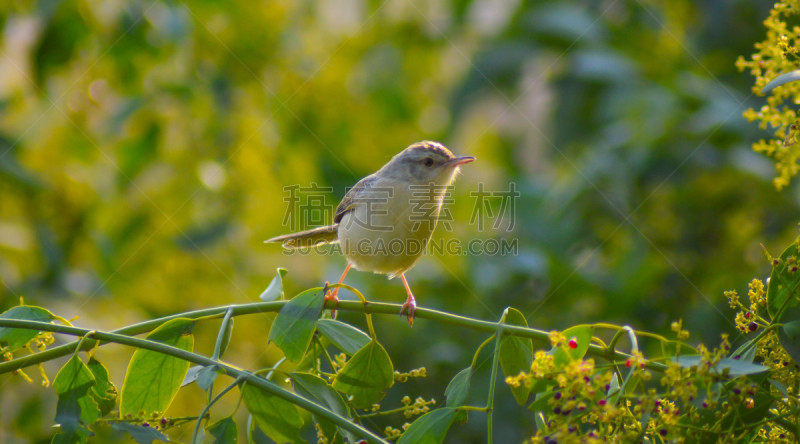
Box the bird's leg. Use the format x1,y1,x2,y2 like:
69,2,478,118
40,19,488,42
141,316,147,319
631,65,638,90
400,273,417,326
325,263,352,318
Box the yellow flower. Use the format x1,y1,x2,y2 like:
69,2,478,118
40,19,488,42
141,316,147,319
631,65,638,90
739,2,800,189
549,330,566,348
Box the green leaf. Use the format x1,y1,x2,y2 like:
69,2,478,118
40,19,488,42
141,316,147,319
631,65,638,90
550,325,594,368
214,311,234,360
249,421,272,444
528,390,555,412
295,336,330,373
607,372,621,398
761,69,800,94
110,422,169,444
291,373,350,418
397,408,457,444
207,416,238,444
197,365,219,391
53,355,100,440
779,320,800,364
444,367,472,407
769,378,789,397
332,339,394,409
268,288,325,362
730,339,758,363
0,305,56,352
675,356,769,375
767,243,800,320
182,365,203,387
241,383,304,444
86,357,118,417
260,268,288,301
291,372,353,442
316,319,370,355
120,318,195,418
498,308,533,405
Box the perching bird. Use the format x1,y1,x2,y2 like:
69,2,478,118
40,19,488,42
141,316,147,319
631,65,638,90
265,141,474,325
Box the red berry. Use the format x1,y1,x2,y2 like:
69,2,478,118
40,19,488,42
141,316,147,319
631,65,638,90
625,359,632,368
748,322,757,332
568,338,578,349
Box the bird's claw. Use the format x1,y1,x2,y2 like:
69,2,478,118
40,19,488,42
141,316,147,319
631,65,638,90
323,281,339,319
400,300,416,327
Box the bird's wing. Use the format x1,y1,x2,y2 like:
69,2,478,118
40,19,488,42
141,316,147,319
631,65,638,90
334,174,378,223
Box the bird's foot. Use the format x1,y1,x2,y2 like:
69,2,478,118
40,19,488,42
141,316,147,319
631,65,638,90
399,274,417,327
323,282,339,319
400,297,416,327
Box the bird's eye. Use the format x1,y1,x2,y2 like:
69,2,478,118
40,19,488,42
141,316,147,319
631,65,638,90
423,157,435,167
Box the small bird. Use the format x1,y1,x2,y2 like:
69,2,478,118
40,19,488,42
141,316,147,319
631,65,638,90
265,141,474,325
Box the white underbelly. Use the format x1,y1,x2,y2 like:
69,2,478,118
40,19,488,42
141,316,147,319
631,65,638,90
336,198,437,278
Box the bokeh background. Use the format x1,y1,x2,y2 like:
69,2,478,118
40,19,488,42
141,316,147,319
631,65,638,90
0,0,794,442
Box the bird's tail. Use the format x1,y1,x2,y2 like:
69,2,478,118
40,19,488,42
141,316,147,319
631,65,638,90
264,224,339,249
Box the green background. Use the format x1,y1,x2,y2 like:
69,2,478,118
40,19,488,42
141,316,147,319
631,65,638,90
0,0,792,442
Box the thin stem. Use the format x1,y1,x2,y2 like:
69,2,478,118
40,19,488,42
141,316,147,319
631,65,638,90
331,283,376,338
262,357,287,380
72,331,96,357
357,405,412,419
606,329,625,359
733,323,781,358
205,308,235,411
471,335,496,369
358,403,489,420
192,376,243,444
457,405,490,412
104,415,204,423
0,319,387,444
486,319,504,444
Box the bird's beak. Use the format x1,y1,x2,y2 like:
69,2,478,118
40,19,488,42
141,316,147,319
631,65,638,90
447,156,475,167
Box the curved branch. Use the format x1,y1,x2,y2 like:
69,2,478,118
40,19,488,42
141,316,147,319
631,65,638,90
0,319,387,444
0,298,665,375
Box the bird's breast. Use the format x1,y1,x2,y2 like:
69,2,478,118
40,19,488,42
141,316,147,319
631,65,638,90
336,182,443,277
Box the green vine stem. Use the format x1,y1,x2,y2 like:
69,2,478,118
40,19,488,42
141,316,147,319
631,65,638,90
330,283,376,338
0,318,387,444
471,334,496,369
0,299,666,376
192,376,243,444
486,316,504,444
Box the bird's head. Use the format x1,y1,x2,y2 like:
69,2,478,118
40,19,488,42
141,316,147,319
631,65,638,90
379,141,475,186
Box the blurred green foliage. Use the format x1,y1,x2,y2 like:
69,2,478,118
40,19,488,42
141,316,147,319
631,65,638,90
0,0,794,442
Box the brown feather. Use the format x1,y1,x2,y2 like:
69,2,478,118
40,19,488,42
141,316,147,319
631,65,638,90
264,224,339,249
